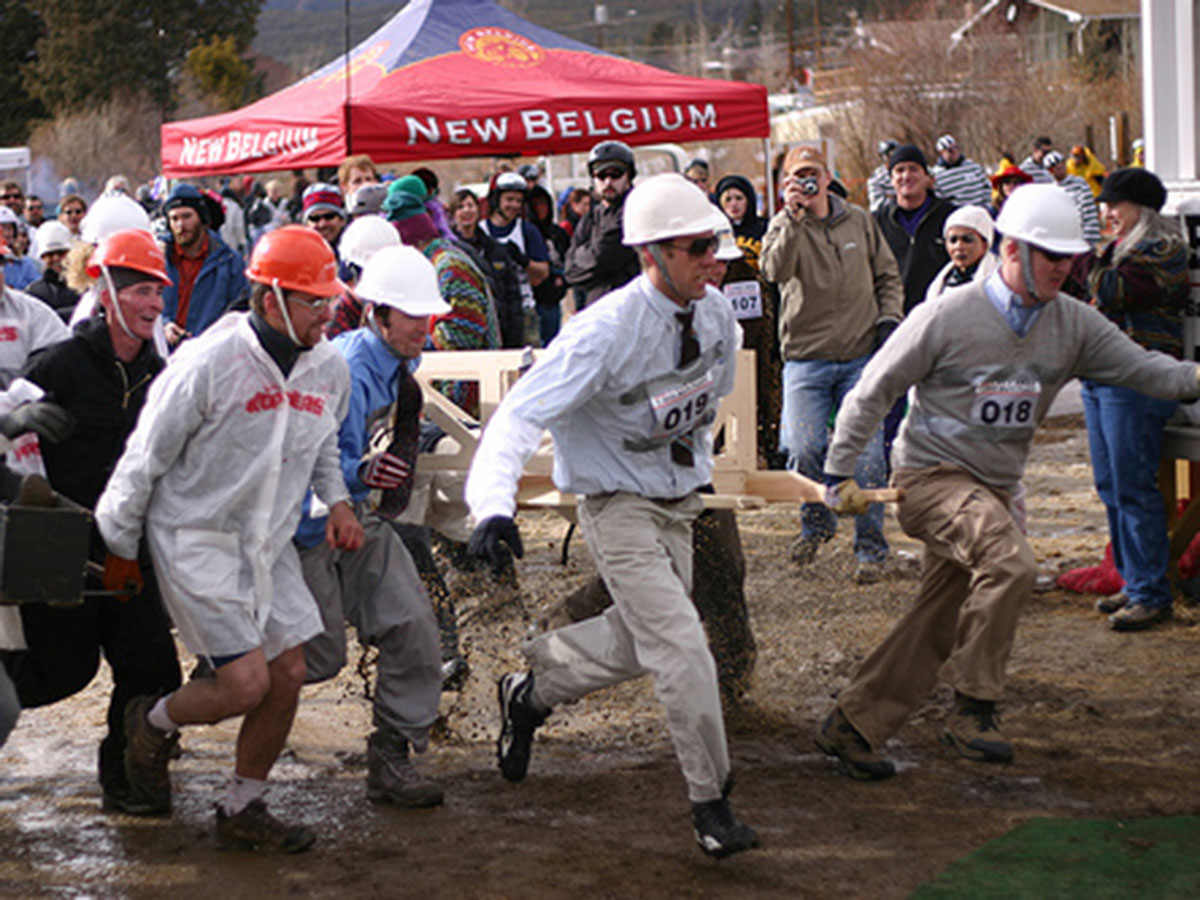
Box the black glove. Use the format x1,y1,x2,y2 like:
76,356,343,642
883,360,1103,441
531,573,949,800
0,401,75,443
467,515,524,575
873,320,899,351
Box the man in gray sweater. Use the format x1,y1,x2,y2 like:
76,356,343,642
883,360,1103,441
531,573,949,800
813,184,1200,780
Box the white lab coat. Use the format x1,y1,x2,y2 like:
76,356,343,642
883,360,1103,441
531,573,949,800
96,313,351,658
0,286,69,388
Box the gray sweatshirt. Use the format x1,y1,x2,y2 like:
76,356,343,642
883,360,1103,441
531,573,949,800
827,277,1199,491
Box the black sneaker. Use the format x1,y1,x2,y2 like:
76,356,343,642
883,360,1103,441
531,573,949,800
102,783,168,817
691,797,759,860
216,799,316,853
942,694,1013,763
814,707,896,780
497,671,547,783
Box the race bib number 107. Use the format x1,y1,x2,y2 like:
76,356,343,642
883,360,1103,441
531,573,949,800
725,281,762,320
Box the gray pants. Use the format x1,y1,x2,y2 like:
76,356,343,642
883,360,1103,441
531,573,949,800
300,517,441,751
525,491,730,803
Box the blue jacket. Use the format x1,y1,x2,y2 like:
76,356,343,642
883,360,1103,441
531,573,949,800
294,327,415,549
4,257,41,291
163,228,247,336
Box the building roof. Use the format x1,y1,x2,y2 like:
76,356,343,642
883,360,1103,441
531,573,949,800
951,0,1138,48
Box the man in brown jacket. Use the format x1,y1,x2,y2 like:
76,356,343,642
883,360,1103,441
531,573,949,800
762,145,903,583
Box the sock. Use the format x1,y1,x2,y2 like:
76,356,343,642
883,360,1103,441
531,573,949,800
220,774,268,816
147,695,179,733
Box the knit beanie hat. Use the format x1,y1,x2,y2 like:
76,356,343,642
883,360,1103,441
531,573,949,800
384,185,439,245
888,143,929,172
1097,168,1167,212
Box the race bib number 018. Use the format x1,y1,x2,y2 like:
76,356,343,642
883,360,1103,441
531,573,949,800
725,281,762,320
969,379,1041,428
649,370,716,441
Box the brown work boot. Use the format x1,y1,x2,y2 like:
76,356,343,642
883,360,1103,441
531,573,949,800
216,798,316,853
1109,603,1172,632
367,728,444,808
122,695,177,814
814,707,895,781
942,693,1014,763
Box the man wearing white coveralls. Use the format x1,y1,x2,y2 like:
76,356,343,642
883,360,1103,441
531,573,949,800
465,173,759,861
96,226,363,853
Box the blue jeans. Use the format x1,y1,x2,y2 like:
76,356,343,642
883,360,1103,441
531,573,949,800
1081,380,1176,609
782,356,888,563
537,303,561,346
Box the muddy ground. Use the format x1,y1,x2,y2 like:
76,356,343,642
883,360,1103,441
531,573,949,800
3,413,1199,898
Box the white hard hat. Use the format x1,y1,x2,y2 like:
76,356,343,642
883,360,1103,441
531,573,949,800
994,184,1089,254
80,194,152,244
36,220,74,255
339,214,400,270
622,173,729,246
714,214,741,261
943,205,995,248
356,245,450,317
0,207,18,226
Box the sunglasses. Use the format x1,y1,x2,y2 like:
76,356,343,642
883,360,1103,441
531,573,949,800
594,168,627,182
62,208,84,216
1035,247,1073,263
946,233,978,245
665,236,720,257
1,193,21,201
308,212,343,223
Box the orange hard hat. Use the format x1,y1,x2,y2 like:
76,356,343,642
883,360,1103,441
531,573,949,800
87,228,172,284
245,225,343,297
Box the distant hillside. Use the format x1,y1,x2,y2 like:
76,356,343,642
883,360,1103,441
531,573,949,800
252,0,888,76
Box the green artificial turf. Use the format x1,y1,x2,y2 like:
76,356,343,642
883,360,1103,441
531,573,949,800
913,816,1200,898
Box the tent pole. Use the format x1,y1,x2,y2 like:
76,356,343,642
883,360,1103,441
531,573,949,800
344,0,352,154
764,136,775,218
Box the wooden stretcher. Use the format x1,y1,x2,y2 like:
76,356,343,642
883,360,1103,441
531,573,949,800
412,349,903,518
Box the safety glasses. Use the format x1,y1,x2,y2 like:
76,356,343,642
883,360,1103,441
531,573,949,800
288,294,336,311
1034,247,1073,263
665,236,720,257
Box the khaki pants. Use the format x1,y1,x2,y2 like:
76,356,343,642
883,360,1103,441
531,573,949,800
839,464,1036,748
524,491,730,803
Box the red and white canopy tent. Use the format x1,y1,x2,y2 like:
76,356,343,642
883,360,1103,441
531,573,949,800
161,0,769,178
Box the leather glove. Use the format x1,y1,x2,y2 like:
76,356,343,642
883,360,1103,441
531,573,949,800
824,479,872,517
358,452,411,490
102,553,144,600
467,515,524,575
873,320,899,352
0,401,75,443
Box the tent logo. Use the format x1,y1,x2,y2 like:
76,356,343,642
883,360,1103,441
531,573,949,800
459,28,545,68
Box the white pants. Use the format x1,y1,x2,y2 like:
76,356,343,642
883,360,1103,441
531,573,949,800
524,491,730,803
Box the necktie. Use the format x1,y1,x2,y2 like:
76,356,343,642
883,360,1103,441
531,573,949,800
671,309,699,467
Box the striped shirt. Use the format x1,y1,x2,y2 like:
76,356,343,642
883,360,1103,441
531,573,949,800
1054,174,1101,246
867,165,894,212
1018,155,1054,185
932,157,992,207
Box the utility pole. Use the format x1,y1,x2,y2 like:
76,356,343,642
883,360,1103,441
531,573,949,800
786,0,795,87
813,0,822,72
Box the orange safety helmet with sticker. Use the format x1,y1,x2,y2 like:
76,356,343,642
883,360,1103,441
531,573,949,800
87,229,172,284
245,225,343,297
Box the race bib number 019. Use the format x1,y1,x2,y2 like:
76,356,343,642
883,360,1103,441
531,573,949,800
969,379,1041,428
725,281,762,320
649,370,716,441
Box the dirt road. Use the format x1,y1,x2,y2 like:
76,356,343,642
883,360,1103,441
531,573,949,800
3,415,1198,898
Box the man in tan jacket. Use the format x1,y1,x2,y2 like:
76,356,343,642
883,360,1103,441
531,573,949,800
762,145,903,583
